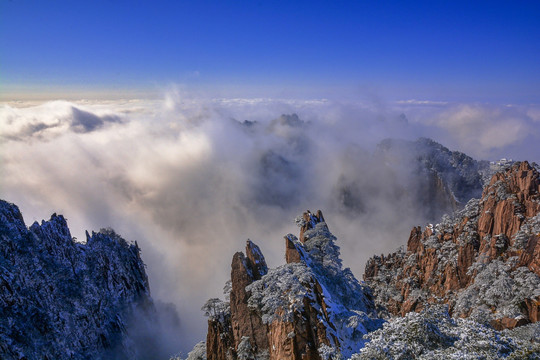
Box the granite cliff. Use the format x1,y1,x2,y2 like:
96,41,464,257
364,161,540,329
203,211,382,360
2,155,539,360
0,200,160,359
374,137,489,220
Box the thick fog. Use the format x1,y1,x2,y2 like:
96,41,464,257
1,91,539,353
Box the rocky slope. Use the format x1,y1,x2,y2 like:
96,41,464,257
333,137,493,233
203,211,382,360
374,137,489,220
0,200,156,359
353,305,539,360
364,161,540,329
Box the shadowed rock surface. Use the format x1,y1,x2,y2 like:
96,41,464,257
0,200,156,360
372,138,489,221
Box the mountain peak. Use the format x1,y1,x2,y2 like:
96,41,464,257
296,209,326,243
484,160,539,199
205,211,381,360
0,199,155,359
245,240,268,280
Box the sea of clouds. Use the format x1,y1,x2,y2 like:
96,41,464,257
1,88,539,353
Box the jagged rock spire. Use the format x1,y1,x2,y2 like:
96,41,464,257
285,234,302,264
0,199,153,359
206,212,381,360
245,240,268,280
478,161,540,250
212,240,270,360
286,210,328,264
298,210,326,243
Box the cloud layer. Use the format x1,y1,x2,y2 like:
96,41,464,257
1,93,539,353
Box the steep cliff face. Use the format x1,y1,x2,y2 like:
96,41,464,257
204,211,382,360
373,137,488,221
0,200,154,359
364,161,540,329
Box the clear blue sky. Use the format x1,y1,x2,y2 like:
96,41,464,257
1,0,539,102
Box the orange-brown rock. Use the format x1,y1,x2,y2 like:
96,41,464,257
230,246,269,353
364,161,540,329
206,316,234,360
206,235,339,360
406,226,422,253
206,241,270,360
285,235,302,264
267,296,331,360
206,210,380,359
299,210,325,243
288,210,328,263
490,317,530,331
478,161,540,251
245,240,268,280
524,298,540,323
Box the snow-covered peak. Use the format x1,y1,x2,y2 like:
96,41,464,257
0,199,156,359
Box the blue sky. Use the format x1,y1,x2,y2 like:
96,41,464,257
1,0,539,102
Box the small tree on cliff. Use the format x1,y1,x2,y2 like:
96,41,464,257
201,298,230,323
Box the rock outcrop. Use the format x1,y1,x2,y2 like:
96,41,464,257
364,161,540,329
0,200,155,359
373,137,489,221
204,211,382,360
205,241,268,360
229,242,270,355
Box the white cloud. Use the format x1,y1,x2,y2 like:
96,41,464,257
526,105,540,123
0,100,124,141
395,99,449,106
393,101,540,160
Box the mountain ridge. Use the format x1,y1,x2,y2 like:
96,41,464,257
195,160,540,359
364,161,540,330
0,200,165,359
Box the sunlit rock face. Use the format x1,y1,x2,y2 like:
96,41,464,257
0,200,154,360
364,161,540,329
204,211,382,360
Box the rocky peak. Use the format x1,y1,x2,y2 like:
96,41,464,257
204,211,381,360
297,210,326,243
0,200,28,239
0,199,155,359
286,210,323,264
285,234,302,264
488,161,540,197
364,161,540,329
478,161,540,252
371,138,489,222
206,241,270,360
245,240,268,280
230,247,269,354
